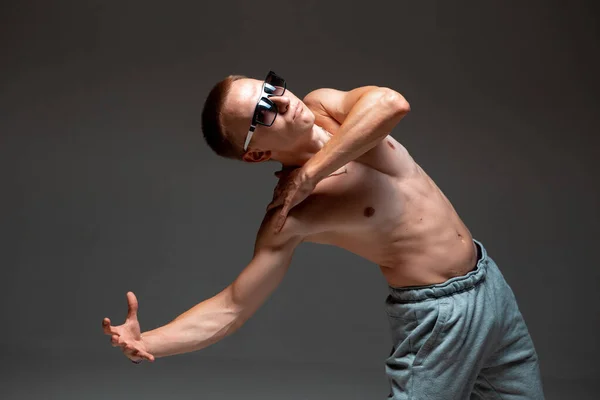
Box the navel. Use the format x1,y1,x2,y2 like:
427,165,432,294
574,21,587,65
387,140,395,149
364,207,375,217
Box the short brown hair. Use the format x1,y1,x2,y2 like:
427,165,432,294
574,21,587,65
201,74,248,161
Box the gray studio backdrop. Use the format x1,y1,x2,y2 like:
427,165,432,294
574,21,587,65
1,1,598,399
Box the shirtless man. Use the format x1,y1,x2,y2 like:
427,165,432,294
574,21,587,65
102,71,545,399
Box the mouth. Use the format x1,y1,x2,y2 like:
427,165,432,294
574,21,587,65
293,102,302,120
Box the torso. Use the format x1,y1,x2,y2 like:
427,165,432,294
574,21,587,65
289,132,477,288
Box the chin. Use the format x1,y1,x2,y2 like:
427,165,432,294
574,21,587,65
302,108,316,126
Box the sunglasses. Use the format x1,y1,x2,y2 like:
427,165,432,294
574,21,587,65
243,70,287,151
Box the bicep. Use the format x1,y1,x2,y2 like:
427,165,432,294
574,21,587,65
303,86,413,179
229,209,303,318
229,244,295,317
303,86,380,125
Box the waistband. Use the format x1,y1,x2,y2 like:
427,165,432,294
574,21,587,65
387,239,488,303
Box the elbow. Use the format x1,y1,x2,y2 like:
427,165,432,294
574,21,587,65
377,88,411,115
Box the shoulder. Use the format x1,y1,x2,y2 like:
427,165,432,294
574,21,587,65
303,87,416,180
253,206,306,254
255,167,360,250
271,164,378,240
303,86,381,122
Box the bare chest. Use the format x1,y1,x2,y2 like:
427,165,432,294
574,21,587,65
300,160,407,260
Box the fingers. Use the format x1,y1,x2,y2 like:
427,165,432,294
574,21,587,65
126,291,138,321
267,188,286,211
271,195,291,233
103,291,139,335
102,318,119,336
267,185,292,213
275,211,287,233
135,349,155,362
104,307,155,363
123,343,155,362
113,338,155,362
266,200,281,212
275,197,294,232
267,198,288,231
123,344,138,357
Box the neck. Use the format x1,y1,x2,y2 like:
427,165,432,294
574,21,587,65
271,125,332,168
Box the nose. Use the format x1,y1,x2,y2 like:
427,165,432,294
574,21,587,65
270,96,290,113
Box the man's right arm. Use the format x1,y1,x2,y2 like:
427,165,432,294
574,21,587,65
139,207,305,359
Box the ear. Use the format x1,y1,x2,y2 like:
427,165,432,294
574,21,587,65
242,150,272,163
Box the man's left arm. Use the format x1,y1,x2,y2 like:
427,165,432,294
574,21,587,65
302,86,410,183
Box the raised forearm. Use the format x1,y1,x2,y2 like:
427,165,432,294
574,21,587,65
304,88,410,182
140,288,241,358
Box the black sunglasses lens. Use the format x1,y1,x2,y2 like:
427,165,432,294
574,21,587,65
256,98,277,125
265,72,285,96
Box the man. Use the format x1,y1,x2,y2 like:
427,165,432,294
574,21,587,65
102,71,545,399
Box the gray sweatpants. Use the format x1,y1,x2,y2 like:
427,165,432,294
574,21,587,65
384,240,544,399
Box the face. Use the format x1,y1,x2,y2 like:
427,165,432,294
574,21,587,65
222,77,315,162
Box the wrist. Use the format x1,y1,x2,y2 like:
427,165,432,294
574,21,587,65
140,330,161,358
302,159,322,186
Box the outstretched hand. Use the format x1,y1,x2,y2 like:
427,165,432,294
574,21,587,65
102,291,155,363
